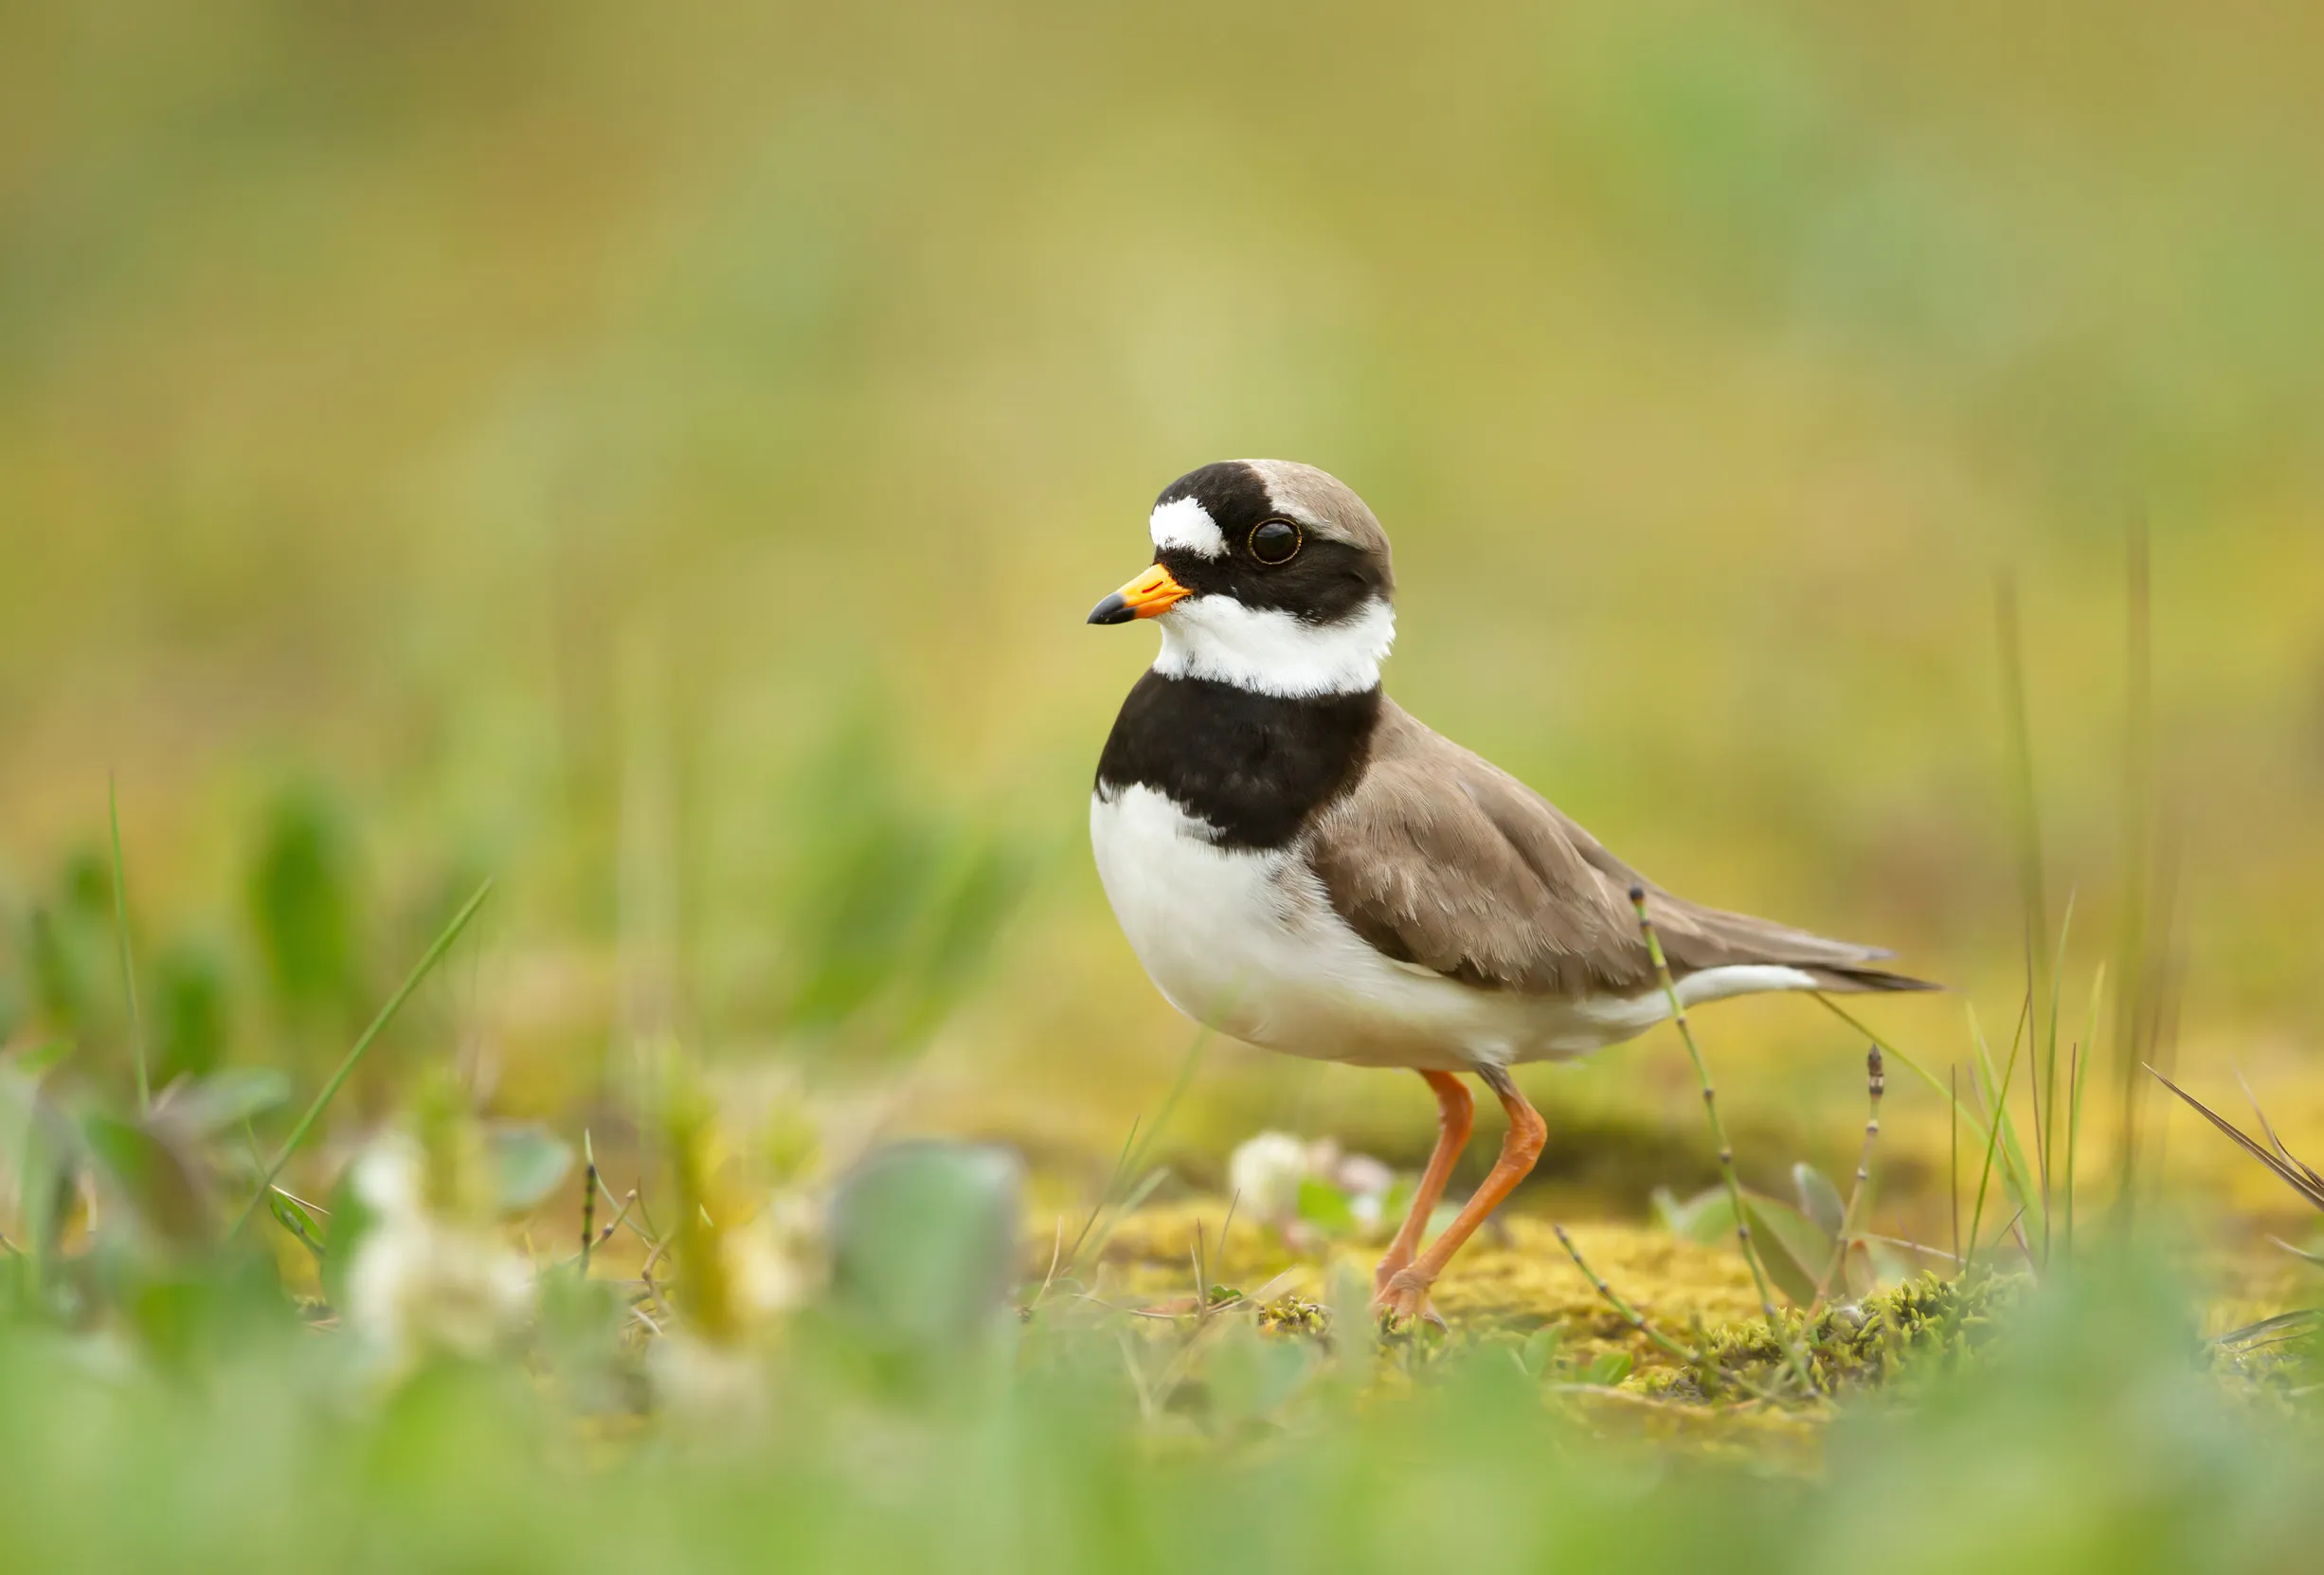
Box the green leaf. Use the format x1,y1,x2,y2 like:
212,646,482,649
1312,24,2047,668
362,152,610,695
1652,1184,1735,1246
1842,1239,1882,1299
246,783,362,1018
1519,1326,1564,1379
14,1103,75,1265
490,1124,575,1214
6,1041,72,1079
81,1113,209,1246
266,1189,328,1261
1740,1192,1828,1307
28,892,106,1039
828,1142,1025,1352
1584,1349,1633,1386
1793,1162,1846,1239
166,1068,292,1136
153,941,231,1086
1294,1177,1358,1237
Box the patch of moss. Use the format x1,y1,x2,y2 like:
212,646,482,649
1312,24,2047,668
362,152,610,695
1638,1271,2024,1401
1077,1204,1760,1377
1067,1202,2029,1409
1254,1293,1329,1338
1084,1203,1306,1301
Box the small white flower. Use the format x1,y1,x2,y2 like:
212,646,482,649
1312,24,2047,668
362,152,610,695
726,1191,821,1323
1228,1131,1310,1219
342,1136,534,1380
1334,1152,1396,1202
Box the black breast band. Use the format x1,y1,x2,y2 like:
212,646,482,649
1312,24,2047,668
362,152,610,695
1094,671,1379,850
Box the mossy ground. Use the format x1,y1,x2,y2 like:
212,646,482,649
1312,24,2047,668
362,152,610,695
1068,1201,2023,1430
1092,1203,1760,1357
1057,1197,2319,1465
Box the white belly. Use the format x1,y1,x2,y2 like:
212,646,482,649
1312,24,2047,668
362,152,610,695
1089,785,1694,1070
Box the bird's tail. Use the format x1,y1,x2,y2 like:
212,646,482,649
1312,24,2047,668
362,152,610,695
1654,896,1940,995
1793,963,1940,994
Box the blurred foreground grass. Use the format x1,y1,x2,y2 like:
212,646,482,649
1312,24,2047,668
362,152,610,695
6,971,2324,1573
6,1250,2315,1574
6,795,2324,1572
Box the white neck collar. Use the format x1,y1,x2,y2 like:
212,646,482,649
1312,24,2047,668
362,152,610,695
1150,595,1395,697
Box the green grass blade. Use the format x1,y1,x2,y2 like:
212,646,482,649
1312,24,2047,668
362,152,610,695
1968,1000,2045,1249
2112,524,2155,1206
107,776,151,1112
2036,891,2077,1259
229,879,495,1235
1963,1004,2030,1277
2063,963,2104,1260
1062,1022,1214,1283
1994,577,2051,1200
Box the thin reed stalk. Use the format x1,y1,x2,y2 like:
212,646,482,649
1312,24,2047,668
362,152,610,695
1552,1224,1778,1403
580,1161,599,1276
1630,888,1816,1395
1817,1046,1883,1303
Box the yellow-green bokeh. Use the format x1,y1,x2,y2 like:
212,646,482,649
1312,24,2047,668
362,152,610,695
6,0,2322,1206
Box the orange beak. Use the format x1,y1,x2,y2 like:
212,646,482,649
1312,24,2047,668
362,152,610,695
1087,563,1192,625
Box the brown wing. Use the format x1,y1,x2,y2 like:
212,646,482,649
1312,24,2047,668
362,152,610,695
1304,700,1932,998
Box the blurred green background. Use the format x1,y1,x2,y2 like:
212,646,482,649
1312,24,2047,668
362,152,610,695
6,0,2323,1207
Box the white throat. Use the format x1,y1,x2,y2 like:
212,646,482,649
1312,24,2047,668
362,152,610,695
1152,595,1395,697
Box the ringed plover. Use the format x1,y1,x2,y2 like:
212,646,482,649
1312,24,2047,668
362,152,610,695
1088,461,1933,1324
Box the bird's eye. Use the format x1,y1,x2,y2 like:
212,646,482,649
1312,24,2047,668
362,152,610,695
1248,519,1302,565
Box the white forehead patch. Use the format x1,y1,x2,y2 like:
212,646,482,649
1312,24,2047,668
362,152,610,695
1149,496,1227,558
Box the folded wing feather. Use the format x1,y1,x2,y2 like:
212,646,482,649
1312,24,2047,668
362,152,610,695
1304,700,1935,998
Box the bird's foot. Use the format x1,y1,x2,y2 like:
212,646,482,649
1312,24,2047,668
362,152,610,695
1372,1267,1445,1333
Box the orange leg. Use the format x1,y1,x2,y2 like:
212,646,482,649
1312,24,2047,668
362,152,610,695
1378,1065,1546,1327
1372,1070,1475,1303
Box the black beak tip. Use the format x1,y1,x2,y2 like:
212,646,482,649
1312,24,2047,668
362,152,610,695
1087,593,1132,625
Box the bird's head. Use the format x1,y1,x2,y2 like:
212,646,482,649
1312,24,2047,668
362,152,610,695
1088,460,1396,697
